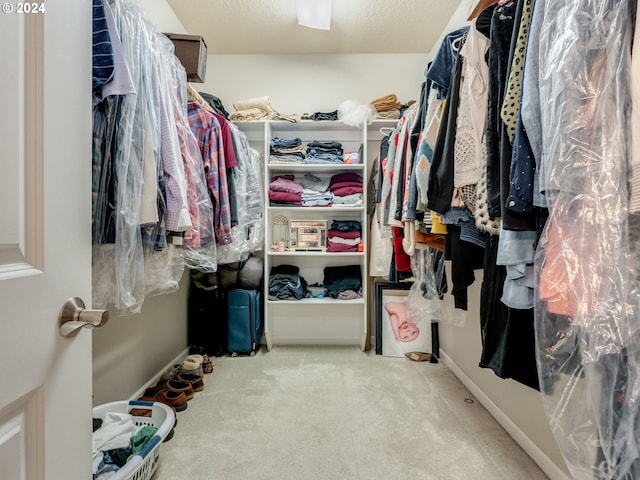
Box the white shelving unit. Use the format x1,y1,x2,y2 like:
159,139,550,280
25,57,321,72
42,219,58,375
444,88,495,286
235,120,370,350
233,118,402,352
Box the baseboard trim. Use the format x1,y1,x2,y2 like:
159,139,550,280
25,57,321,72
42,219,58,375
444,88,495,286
129,347,191,401
439,350,570,480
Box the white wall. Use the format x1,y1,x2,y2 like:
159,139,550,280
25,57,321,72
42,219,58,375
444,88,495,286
135,0,187,34
92,0,190,406
198,53,429,116
92,273,189,405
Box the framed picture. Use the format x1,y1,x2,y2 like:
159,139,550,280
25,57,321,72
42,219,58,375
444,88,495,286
375,281,439,358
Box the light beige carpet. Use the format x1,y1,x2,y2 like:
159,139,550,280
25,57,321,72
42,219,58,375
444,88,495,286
153,346,549,480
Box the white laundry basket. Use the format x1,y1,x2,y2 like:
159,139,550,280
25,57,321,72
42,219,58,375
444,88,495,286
93,400,175,480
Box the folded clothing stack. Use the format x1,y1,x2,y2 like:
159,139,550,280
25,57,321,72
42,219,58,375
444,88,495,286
300,173,332,207
268,264,308,300
269,175,303,206
305,140,344,165
229,96,300,122
309,110,338,121
327,220,361,252
370,93,403,119
329,172,363,206
323,264,362,299
270,137,306,164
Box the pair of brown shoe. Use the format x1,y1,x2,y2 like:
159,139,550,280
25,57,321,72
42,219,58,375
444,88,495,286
139,378,193,412
177,372,204,392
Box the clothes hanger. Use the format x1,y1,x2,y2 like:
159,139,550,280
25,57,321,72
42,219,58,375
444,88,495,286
379,127,395,135
467,0,499,20
187,83,215,113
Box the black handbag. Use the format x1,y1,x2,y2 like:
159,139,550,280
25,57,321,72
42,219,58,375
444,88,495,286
238,255,264,290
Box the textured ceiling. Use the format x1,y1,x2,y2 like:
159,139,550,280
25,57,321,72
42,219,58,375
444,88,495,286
166,0,463,54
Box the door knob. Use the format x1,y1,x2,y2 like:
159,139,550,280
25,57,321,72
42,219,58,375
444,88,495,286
58,297,109,337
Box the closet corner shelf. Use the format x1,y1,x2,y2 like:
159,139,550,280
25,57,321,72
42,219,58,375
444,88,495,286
267,206,364,212
233,120,368,351
269,119,362,132
267,298,365,305
267,163,365,173
230,120,265,132
267,251,364,257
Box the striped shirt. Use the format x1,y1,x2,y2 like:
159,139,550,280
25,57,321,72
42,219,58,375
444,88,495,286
92,0,114,89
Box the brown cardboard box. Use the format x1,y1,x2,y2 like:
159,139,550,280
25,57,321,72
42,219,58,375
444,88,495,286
164,33,207,83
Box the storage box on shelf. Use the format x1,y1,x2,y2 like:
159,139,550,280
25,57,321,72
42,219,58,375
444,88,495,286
163,33,207,83
233,120,372,351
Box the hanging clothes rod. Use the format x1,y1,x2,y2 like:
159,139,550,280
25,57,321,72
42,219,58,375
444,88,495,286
467,0,499,20
187,84,215,113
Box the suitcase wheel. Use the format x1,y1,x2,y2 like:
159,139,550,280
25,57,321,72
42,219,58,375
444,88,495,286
249,351,256,357
231,352,238,357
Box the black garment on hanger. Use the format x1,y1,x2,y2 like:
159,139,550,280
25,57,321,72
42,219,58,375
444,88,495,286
444,225,484,310
375,135,390,204
198,92,230,119
500,0,536,231
479,234,540,390
485,1,517,221
427,32,467,215
411,81,428,153
476,3,495,37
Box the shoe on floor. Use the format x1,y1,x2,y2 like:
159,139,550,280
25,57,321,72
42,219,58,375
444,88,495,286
139,389,188,412
405,352,433,362
144,379,195,401
189,345,207,356
202,354,214,374
166,379,195,400
177,372,205,392
183,354,202,370
183,355,204,376
161,364,182,381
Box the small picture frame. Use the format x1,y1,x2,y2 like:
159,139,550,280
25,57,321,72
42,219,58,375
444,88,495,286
289,220,327,251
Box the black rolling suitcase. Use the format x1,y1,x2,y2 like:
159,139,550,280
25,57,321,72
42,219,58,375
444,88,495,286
188,272,228,357
227,289,262,356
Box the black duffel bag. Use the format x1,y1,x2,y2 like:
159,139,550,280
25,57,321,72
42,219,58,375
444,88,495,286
217,255,263,291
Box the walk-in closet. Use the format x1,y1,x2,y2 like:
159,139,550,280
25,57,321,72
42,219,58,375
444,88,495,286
5,0,640,478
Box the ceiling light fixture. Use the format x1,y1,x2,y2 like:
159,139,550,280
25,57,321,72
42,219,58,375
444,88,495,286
296,0,332,30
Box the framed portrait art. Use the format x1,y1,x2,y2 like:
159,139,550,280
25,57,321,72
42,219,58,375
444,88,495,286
375,281,439,358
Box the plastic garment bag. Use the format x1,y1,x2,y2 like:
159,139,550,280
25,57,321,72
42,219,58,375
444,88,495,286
165,46,217,273
369,209,394,277
93,0,196,313
93,0,153,314
407,246,445,329
229,124,264,253
533,0,640,477
215,126,265,265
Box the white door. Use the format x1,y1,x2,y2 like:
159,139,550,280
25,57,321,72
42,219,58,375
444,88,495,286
0,2,93,479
